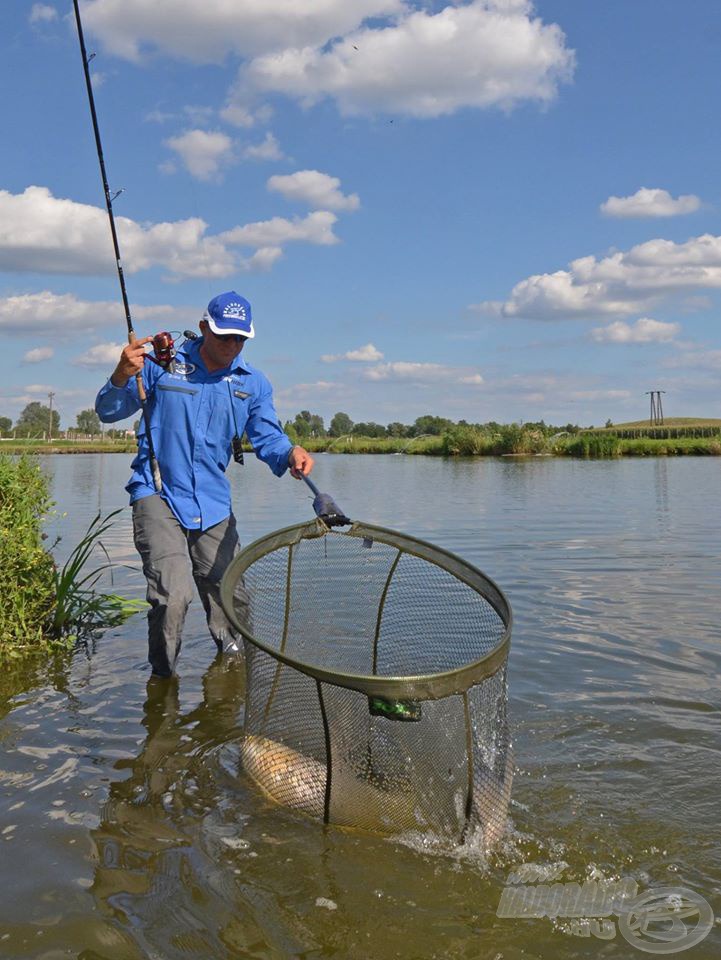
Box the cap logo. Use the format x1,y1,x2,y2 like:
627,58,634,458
223,301,246,321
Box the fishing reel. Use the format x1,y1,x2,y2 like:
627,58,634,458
146,331,178,373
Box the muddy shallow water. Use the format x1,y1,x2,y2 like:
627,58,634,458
0,453,719,959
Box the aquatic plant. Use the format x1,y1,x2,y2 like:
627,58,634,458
565,434,622,458
48,509,146,644
0,456,143,657
442,426,495,456
442,425,549,456
0,456,56,652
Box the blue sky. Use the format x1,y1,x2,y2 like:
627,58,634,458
2,0,720,429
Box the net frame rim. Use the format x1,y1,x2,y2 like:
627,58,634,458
220,518,512,700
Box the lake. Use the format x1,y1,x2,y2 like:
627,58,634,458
1,453,719,959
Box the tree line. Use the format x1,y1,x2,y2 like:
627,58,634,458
1,402,584,442
0,403,127,439
284,411,582,441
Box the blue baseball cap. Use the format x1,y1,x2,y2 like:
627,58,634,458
204,291,255,339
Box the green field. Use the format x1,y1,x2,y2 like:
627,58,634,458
587,417,721,442
600,417,721,430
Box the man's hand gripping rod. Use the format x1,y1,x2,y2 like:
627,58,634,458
301,475,351,527
73,0,161,492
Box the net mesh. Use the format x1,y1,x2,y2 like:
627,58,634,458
220,520,512,846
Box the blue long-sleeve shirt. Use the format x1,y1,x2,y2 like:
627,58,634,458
95,338,293,530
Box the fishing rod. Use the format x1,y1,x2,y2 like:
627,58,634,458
72,0,162,492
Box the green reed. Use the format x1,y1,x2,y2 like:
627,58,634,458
564,434,622,458
442,425,550,456
0,456,143,657
48,509,145,643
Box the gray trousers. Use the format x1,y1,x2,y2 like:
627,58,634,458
132,494,247,676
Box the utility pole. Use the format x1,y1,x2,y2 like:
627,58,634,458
645,390,665,426
47,391,55,441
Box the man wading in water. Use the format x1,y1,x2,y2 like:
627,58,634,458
96,291,314,678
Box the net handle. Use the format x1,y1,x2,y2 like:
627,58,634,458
301,473,351,527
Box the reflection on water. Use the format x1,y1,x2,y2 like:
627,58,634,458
89,658,247,959
0,453,719,958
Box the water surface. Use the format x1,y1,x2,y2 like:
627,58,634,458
0,453,719,958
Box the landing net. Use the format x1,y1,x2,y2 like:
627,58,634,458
220,519,512,845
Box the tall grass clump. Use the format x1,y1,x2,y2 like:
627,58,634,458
0,456,56,651
48,510,145,643
442,425,550,456
566,434,622,458
494,425,548,455
442,426,495,456
0,456,143,658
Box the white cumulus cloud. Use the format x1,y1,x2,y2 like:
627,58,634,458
220,102,274,129
1,291,112,334
0,187,233,277
84,0,573,119
74,342,128,367
23,346,54,363
245,0,574,117
164,129,235,181
18,385,88,407
0,187,341,280
321,343,383,362
269,170,359,211
601,188,701,219
474,232,721,321
362,361,480,383
591,317,680,344
243,132,284,161
0,291,197,336
220,211,339,247
246,247,284,271
83,0,403,62
26,383,56,394
219,103,257,128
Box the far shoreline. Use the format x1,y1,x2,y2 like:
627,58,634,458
2,436,720,459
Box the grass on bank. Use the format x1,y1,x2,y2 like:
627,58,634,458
0,439,136,455
0,456,143,658
269,423,721,457
562,433,721,458
5,425,721,460
301,425,551,456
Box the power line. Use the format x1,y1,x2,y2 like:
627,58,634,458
645,390,665,426
47,391,55,441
